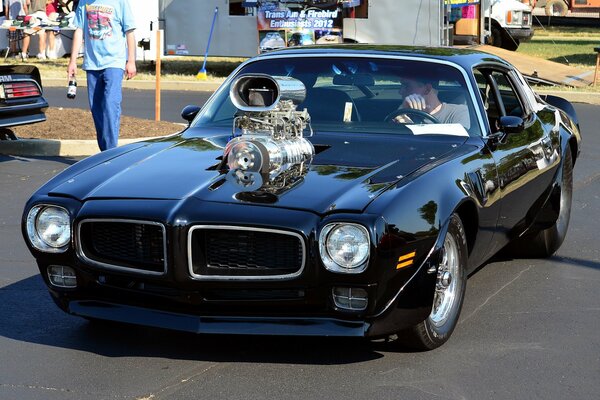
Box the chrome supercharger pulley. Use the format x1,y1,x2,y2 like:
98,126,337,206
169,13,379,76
225,73,314,186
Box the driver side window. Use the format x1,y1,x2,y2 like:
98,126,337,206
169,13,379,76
490,71,525,119
474,68,526,133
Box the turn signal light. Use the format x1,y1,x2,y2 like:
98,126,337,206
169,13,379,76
332,287,368,311
47,265,77,288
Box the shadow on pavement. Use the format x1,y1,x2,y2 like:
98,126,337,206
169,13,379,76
0,275,387,364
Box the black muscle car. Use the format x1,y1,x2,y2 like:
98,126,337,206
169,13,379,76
22,46,581,350
0,65,48,139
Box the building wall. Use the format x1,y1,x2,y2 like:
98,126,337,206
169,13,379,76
158,0,445,57
343,0,444,46
160,0,259,57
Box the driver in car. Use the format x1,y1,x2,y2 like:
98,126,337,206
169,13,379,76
393,75,470,129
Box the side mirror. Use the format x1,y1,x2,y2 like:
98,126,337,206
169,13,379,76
181,105,201,124
498,115,524,135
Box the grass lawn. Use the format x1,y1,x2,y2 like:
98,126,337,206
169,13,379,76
517,26,600,69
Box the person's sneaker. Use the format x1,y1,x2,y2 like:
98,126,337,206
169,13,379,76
36,53,46,60
46,50,58,59
20,53,28,60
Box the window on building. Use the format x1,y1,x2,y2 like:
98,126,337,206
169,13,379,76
229,0,257,16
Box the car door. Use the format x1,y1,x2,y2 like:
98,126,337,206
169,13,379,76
474,65,561,242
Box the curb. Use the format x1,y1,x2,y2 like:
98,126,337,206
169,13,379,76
0,137,154,157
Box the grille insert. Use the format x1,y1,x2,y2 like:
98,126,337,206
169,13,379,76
189,226,305,280
78,220,166,275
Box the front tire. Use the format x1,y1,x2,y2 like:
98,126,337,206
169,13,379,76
396,214,468,350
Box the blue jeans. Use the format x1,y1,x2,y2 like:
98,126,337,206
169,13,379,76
86,68,123,151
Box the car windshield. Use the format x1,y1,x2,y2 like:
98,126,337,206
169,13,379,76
193,56,482,137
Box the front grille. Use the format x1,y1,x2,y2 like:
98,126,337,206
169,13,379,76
78,220,166,274
189,226,305,279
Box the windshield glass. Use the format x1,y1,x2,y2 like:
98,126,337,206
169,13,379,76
194,56,482,137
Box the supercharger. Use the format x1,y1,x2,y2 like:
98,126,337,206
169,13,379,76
225,74,315,188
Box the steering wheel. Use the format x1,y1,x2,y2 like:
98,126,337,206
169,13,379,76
385,108,440,124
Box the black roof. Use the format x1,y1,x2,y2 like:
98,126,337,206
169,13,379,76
257,44,512,70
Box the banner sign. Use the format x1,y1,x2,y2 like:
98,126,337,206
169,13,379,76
257,1,343,53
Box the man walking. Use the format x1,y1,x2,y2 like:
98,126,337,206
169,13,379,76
67,0,136,151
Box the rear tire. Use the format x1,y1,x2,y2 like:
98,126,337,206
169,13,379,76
506,147,573,258
395,214,468,351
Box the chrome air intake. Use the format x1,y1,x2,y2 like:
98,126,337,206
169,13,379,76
226,74,314,182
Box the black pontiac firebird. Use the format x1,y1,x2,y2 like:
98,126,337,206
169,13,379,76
22,46,581,350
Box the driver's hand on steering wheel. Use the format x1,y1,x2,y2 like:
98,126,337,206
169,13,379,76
392,94,428,124
402,94,428,111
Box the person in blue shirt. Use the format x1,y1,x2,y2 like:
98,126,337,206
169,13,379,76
67,0,136,151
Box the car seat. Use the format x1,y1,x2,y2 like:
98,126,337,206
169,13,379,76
299,88,361,122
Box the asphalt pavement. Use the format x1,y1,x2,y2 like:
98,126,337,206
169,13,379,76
44,87,214,123
0,104,599,399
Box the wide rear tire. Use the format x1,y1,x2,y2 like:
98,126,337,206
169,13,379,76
530,147,573,257
395,214,468,351
505,147,573,258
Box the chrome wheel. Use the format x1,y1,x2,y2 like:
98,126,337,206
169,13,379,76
430,233,461,327
394,214,467,350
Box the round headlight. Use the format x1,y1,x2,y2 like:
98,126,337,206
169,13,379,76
319,223,370,274
26,205,71,252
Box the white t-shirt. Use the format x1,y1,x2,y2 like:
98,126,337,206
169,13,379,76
5,0,26,18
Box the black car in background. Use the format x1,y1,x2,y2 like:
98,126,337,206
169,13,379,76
22,46,581,350
0,65,48,140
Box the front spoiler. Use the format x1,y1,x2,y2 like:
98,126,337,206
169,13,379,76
69,300,370,337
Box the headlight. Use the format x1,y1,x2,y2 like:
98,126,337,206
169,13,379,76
26,205,71,252
319,223,370,274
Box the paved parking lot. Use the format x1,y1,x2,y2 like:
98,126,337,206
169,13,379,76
0,104,598,400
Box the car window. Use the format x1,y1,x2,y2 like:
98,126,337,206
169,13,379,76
513,69,543,112
194,57,483,137
490,71,526,118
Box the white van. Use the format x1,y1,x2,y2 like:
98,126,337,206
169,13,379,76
486,0,534,50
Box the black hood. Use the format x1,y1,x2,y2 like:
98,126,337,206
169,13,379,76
48,132,468,214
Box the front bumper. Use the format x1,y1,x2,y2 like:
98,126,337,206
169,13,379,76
505,27,533,41
0,97,48,129
27,198,438,338
69,300,370,336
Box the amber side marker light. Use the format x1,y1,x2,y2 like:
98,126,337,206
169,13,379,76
396,251,416,269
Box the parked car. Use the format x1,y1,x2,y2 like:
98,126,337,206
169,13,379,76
287,31,314,47
259,31,286,52
0,65,48,139
22,45,581,350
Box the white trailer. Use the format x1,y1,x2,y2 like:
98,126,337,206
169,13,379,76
157,0,447,57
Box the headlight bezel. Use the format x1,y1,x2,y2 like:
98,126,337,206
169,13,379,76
26,204,71,253
319,222,371,274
